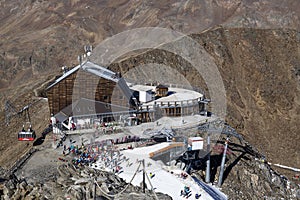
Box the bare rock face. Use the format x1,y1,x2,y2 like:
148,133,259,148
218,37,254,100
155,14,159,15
1,0,300,90
186,136,300,200
219,149,300,199
2,179,16,199
192,27,300,177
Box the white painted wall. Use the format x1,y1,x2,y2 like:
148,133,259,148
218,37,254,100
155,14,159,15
188,137,204,150
139,90,153,103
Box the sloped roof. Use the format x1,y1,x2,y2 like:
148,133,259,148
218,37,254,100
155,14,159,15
46,62,83,90
81,61,120,82
46,61,119,90
55,98,133,121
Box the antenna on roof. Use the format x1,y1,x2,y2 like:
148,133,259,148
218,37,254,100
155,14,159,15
78,55,83,66
84,45,92,57
62,66,68,74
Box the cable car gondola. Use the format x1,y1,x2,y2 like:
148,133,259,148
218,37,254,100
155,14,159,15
18,124,36,141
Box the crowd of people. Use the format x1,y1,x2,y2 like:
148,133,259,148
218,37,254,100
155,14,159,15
54,133,204,199
66,140,99,167
56,136,134,172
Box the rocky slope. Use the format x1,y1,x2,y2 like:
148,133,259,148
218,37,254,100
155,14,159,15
0,0,300,199
1,0,300,90
105,27,300,179
208,139,300,200
193,27,300,173
2,161,298,200
1,164,171,200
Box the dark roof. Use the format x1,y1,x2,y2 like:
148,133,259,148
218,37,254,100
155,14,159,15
55,98,133,121
46,63,83,90
156,84,168,89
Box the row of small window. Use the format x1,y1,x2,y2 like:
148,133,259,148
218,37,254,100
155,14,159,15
18,133,36,138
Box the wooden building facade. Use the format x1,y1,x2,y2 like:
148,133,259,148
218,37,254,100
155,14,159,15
155,84,168,97
46,61,209,125
46,61,134,117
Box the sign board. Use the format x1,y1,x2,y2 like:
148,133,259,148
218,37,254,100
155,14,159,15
188,137,204,150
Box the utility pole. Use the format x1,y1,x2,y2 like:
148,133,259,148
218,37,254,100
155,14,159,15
205,132,211,183
93,177,97,200
218,137,229,187
78,55,82,67
142,159,146,193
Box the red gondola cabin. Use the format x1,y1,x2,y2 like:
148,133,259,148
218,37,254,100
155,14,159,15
18,125,36,141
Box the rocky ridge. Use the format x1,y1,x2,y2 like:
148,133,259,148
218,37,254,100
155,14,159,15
1,164,171,200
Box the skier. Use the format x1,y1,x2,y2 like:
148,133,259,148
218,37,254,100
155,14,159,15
195,193,201,199
149,172,155,178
